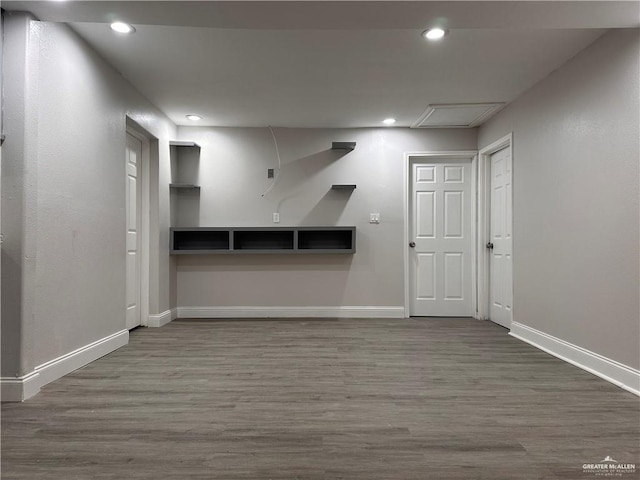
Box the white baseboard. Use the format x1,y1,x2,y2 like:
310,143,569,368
510,322,639,396
177,306,406,319
1,371,41,402
35,329,129,387
148,308,177,327
1,329,128,402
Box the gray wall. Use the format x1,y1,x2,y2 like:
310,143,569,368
175,127,477,308
479,29,640,369
2,12,39,377
0,10,3,374
1,14,176,375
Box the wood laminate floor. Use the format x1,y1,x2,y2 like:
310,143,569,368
2,318,639,479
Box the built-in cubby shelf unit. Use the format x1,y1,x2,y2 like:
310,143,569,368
171,227,356,254
170,141,201,227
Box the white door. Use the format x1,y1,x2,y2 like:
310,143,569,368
488,147,513,328
410,160,473,316
126,133,142,329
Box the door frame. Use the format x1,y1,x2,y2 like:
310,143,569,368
125,123,151,328
477,133,513,324
403,151,478,318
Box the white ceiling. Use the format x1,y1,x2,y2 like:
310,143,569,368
4,1,638,128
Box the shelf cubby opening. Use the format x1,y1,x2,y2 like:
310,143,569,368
173,230,229,251
233,230,295,251
298,230,353,250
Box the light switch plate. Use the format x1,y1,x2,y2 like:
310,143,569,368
370,213,380,224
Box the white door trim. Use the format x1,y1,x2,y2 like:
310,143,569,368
126,125,151,327
477,133,513,323
403,150,478,318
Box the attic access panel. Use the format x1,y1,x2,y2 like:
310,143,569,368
412,103,504,128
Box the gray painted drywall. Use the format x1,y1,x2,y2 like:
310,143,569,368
0,10,3,374
479,29,640,370
174,127,477,308
2,15,176,374
1,12,39,377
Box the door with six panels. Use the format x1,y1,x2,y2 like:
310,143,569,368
126,133,142,329
488,146,513,328
410,159,473,317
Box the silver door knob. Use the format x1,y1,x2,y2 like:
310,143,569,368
409,242,416,248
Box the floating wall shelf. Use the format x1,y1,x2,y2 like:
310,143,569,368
170,141,201,148
331,184,356,190
331,141,356,151
171,227,356,255
170,183,200,189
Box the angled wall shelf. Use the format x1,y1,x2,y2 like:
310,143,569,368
170,141,201,148
331,141,356,151
331,184,356,190
171,227,356,255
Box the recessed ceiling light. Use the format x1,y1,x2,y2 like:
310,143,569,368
422,28,447,41
110,22,136,34
382,118,396,125
186,115,202,121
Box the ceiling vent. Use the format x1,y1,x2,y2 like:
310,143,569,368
412,103,505,128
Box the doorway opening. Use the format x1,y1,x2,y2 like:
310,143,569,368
404,140,514,325
477,134,513,328
125,122,152,329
